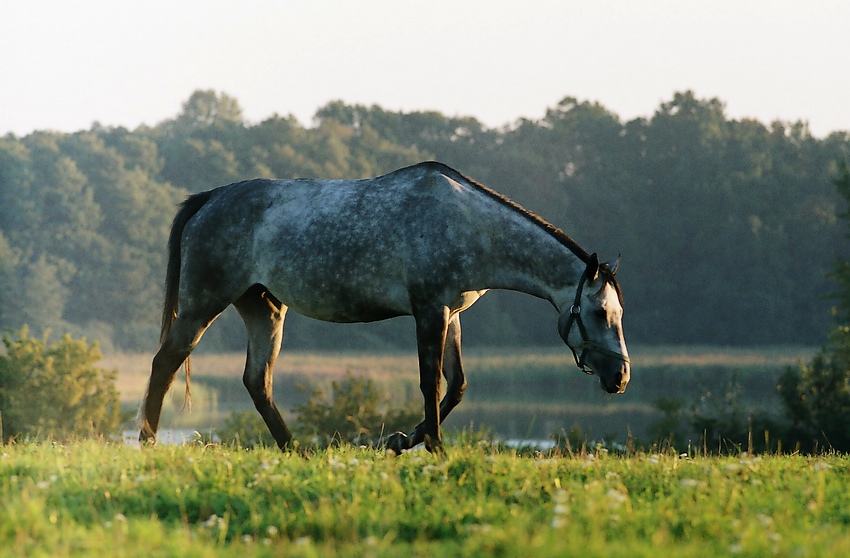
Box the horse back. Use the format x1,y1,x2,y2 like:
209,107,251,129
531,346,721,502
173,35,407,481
177,164,496,321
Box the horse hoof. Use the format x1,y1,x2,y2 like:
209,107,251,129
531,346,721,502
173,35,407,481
384,431,410,454
424,434,445,455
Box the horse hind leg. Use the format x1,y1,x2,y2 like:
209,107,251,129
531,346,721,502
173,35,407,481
139,308,221,443
235,285,292,450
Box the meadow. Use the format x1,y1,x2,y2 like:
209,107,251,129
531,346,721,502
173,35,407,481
2,440,848,557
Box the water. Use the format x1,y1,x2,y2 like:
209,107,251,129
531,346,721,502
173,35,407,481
121,428,218,447
501,438,557,450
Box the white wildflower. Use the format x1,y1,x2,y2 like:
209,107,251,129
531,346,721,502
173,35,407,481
606,489,627,506
201,514,226,530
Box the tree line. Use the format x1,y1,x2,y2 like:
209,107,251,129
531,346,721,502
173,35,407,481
1,90,848,352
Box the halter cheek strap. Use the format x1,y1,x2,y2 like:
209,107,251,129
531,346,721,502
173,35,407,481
559,268,630,375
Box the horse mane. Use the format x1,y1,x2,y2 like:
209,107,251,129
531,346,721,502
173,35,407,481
419,161,592,262
415,161,623,305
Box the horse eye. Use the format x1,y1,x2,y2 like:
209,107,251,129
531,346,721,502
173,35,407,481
594,309,607,320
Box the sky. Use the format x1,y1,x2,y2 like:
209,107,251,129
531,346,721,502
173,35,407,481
2,1,849,138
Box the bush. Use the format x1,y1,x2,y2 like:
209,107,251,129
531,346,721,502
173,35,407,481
646,377,789,455
778,337,850,453
212,374,421,450
293,373,420,447
647,397,690,451
0,326,122,442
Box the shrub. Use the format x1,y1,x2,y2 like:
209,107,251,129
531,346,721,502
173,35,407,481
647,378,788,455
212,374,421,449
778,337,850,453
647,397,690,451
0,326,122,442
293,373,420,447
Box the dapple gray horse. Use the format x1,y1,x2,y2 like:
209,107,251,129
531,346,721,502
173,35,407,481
139,162,630,453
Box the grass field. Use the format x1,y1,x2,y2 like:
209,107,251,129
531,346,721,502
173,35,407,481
1,440,847,557
104,346,815,443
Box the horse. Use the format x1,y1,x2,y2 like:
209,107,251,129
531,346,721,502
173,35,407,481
139,161,630,453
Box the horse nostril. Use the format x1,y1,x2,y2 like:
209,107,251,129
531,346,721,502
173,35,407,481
601,371,628,394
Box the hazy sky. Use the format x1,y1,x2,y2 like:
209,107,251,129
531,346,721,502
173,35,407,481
2,1,848,138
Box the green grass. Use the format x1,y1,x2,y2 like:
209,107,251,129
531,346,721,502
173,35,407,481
2,439,848,557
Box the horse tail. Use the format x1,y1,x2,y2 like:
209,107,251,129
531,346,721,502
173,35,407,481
159,189,214,410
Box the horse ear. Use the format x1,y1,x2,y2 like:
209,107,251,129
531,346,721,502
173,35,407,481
587,252,600,280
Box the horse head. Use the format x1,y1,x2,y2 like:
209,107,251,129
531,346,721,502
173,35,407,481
558,253,630,394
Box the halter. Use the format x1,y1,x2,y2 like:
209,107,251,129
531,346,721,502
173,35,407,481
560,266,631,375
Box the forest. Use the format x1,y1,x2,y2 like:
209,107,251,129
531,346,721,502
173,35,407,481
1,90,848,352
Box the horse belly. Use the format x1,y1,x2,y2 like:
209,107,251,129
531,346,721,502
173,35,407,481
251,259,412,322
266,274,412,323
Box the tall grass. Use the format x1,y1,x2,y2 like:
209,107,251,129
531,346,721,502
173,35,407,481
1,440,848,556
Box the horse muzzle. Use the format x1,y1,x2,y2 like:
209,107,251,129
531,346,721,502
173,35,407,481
599,363,630,394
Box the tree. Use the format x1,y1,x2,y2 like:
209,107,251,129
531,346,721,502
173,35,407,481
778,160,850,452
0,232,17,326
0,327,123,441
173,90,244,131
1,89,848,351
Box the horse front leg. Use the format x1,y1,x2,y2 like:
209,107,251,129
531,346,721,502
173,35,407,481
399,313,466,448
386,304,449,454
436,313,467,421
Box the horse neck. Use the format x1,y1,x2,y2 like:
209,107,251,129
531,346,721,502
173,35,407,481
478,212,586,311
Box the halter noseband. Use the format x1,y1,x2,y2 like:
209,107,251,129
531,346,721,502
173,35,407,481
561,265,631,375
